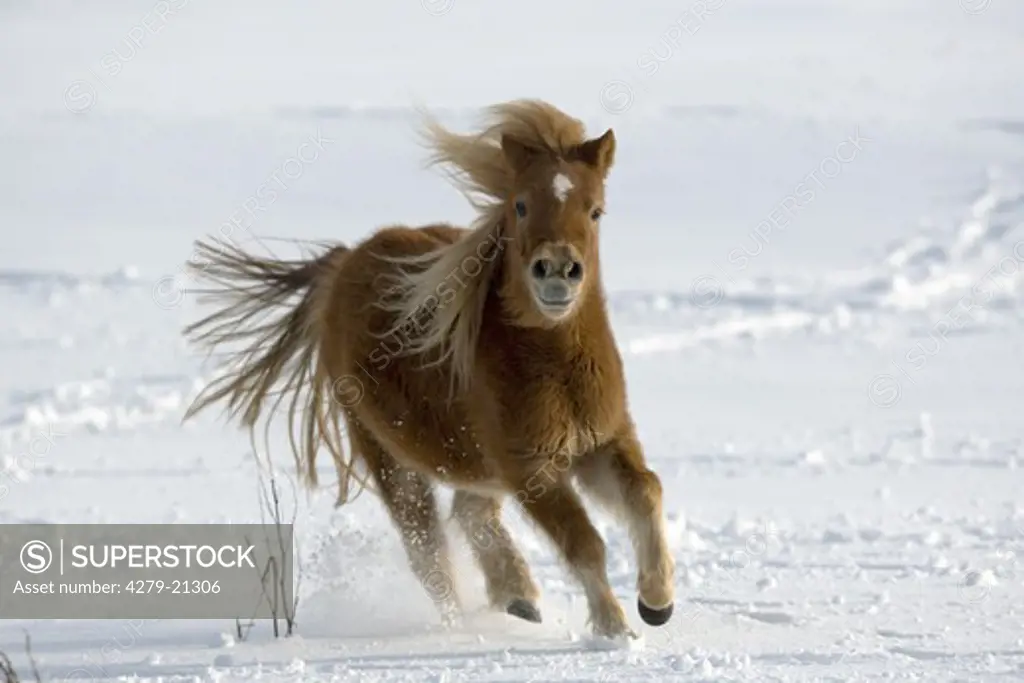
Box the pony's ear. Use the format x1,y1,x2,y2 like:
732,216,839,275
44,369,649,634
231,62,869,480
500,135,541,175
574,128,616,175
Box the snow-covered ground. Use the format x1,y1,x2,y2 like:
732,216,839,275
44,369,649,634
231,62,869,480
2,1,1024,680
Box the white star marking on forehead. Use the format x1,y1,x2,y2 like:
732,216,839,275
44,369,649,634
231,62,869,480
552,173,574,203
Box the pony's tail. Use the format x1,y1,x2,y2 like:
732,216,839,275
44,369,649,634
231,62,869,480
182,237,366,505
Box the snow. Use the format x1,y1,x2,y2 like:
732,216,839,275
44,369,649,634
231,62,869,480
2,0,1024,680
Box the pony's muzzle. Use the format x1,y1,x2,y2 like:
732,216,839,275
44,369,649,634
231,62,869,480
528,244,583,317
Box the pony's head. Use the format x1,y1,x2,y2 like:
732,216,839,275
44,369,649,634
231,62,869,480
379,100,620,391
497,129,616,326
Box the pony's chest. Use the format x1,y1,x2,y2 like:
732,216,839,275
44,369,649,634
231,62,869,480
504,360,623,458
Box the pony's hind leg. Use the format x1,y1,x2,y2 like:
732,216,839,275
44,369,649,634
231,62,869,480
349,423,460,624
515,478,633,639
574,428,675,627
451,490,541,622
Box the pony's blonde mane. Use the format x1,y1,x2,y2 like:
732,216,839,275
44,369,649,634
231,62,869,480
379,100,589,394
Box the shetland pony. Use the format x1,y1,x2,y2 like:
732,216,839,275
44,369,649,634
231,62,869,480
182,99,675,639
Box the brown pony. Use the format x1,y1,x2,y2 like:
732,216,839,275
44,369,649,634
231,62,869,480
182,99,675,639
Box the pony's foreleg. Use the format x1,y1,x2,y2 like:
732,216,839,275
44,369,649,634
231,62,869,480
514,478,633,638
353,426,460,624
574,428,675,627
451,490,541,622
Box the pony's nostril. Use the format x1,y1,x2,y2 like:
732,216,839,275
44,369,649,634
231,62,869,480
565,261,583,281
531,259,552,280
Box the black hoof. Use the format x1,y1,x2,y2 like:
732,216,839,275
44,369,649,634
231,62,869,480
638,598,673,626
506,598,542,624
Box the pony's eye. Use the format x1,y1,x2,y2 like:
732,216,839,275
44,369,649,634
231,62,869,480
590,207,604,221
515,200,527,219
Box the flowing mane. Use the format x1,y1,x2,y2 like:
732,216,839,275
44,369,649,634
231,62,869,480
376,100,590,393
